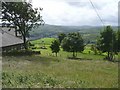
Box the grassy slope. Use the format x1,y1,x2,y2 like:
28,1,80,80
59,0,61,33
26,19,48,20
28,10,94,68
3,56,118,88
31,38,55,45
2,38,119,88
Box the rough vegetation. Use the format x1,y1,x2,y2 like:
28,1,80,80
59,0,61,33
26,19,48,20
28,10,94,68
1,2,119,88
2,38,119,88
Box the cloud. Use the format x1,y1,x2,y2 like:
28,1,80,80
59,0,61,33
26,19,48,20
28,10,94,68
32,0,119,26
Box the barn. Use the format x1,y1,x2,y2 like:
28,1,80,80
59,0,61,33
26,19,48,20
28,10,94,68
0,27,24,52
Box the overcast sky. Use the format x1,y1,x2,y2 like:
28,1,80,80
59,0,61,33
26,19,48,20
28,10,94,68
32,0,119,26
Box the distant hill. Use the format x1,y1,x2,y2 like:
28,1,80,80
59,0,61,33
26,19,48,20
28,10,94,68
29,24,118,43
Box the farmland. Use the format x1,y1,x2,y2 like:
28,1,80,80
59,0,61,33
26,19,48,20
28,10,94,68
2,38,119,88
1,1,119,89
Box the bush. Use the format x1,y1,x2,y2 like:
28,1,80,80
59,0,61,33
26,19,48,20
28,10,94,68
2,50,41,56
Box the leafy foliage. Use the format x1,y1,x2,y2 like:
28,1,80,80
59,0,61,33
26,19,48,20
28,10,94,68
2,2,44,49
61,32,84,57
90,44,98,55
58,33,66,43
116,30,120,52
96,26,117,60
50,39,60,56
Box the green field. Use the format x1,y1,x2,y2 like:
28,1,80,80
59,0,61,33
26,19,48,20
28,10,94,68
2,38,119,88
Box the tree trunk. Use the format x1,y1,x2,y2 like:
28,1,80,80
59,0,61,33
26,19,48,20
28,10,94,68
73,51,75,57
76,51,77,57
110,52,113,61
23,35,27,50
108,52,110,60
15,27,17,37
56,53,57,57
107,52,113,61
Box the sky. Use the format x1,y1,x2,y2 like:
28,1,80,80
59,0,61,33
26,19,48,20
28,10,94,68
31,0,119,26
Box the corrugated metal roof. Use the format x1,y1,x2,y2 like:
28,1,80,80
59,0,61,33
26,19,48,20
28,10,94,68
0,27,24,47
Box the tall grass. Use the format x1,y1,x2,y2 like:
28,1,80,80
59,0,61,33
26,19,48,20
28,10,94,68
2,38,119,88
2,55,118,88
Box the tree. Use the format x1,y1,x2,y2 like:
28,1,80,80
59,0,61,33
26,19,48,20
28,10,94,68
116,30,120,52
90,44,98,55
58,33,66,43
2,2,44,49
61,32,84,57
50,39,60,57
96,26,117,61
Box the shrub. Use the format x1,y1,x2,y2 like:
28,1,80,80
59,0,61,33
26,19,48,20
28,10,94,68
2,50,41,56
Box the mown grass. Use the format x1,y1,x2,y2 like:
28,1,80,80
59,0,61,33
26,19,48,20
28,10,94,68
2,38,119,88
31,38,55,45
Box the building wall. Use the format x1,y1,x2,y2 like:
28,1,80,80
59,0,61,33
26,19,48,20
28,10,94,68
2,44,24,52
